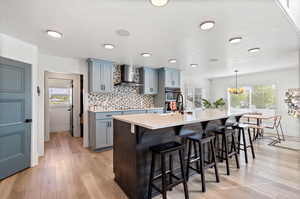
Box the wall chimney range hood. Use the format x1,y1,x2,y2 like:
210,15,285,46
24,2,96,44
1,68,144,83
115,64,143,86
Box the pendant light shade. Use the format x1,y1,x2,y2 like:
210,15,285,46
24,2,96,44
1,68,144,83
228,70,245,94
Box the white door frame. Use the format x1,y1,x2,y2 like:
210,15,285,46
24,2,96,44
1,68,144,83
44,71,81,141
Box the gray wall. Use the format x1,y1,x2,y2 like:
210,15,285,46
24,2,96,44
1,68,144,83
210,67,300,137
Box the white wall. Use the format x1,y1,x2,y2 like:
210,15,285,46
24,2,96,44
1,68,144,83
38,54,89,155
0,33,39,166
182,70,211,100
210,67,300,137
277,0,300,32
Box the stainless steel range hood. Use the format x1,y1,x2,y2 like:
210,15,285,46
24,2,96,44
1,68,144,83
115,65,143,86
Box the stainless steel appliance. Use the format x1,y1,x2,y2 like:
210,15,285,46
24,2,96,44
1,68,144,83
165,88,181,102
164,88,182,111
115,64,143,86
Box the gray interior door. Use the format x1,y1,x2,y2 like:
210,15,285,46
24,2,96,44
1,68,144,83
0,56,31,180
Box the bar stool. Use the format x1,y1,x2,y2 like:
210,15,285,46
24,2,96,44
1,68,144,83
148,141,189,199
234,123,256,164
186,134,220,192
213,127,240,175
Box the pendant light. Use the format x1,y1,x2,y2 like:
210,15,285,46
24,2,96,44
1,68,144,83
228,70,245,94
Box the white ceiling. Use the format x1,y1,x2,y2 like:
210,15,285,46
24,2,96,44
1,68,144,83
0,0,299,78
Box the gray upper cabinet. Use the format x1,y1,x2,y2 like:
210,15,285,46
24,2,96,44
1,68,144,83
161,68,181,88
88,58,114,93
141,67,158,95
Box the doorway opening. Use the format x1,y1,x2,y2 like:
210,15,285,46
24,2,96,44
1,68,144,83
44,72,83,144
48,79,74,135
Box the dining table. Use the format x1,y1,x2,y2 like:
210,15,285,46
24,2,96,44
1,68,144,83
242,114,276,139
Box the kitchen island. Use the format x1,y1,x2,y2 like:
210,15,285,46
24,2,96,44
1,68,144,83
113,110,244,199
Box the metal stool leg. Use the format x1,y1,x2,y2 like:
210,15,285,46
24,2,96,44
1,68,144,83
224,134,230,175
148,153,156,199
161,153,167,199
248,128,255,159
242,128,248,164
199,142,206,192
210,139,220,183
179,149,189,199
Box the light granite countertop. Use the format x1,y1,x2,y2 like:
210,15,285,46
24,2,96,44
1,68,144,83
113,109,246,130
89,107,164,113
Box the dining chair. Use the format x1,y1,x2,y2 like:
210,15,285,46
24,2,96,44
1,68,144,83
265,115,285,146
247,115,285,145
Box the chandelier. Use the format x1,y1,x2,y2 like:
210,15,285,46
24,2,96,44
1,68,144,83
228,70,245,95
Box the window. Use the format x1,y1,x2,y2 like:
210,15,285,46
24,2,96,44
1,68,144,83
184,88,203,110
228,85,276,113
49,88,72,105
229,87,251,109
252,85,276,109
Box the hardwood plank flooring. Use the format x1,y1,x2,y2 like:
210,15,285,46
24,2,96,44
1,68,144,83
0,132,299,199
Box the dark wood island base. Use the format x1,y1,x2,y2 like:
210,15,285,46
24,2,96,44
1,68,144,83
113,112,243,199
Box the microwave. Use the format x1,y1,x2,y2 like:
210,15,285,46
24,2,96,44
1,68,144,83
165,88,181,102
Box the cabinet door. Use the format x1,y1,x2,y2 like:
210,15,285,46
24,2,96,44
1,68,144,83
142,68,158,95
95,120,109,148
101,62,114,93
152,69,158,94
144,68,151,94
88,59,114,93
164,68,173,88
173,70,181,88
107,120,113,146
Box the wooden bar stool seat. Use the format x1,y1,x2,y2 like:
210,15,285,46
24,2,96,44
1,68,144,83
148,142,189,199
212,128,240,176
186,134,220,192
233,123,256,164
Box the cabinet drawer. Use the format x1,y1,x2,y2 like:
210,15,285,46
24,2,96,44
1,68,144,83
123,110,147,115
147,109,164,114
95,111,122,119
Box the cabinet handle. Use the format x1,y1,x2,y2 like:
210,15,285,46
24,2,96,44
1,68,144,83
106,115,112,117
150,88,153,92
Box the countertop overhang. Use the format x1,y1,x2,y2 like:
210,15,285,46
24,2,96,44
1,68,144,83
112,110,245,130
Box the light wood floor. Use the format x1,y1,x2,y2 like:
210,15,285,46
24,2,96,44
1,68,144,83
1,132,300,199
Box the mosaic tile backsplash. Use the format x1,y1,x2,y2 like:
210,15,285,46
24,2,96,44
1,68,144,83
88,65,155,110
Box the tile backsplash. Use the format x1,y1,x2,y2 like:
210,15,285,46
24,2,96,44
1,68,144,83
88,65,155,110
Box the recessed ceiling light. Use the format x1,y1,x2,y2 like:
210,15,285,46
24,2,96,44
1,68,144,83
46,30,63,38
229,37,242,44
248,48,261,53
150,0,169,7
169,59,177,63
141,53,152,57
116,29,130,37
190,64,198,68
200,21,215,31
210,58,219,62
103,44,115,49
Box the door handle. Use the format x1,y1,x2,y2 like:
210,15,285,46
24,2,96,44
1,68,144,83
25,119,32,123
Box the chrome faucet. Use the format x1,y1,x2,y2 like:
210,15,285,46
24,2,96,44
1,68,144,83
176,92,184,114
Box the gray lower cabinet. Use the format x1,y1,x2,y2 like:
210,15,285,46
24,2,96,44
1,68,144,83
89,108,163,151
88,58,114,93
89,111,120,151
95,119,111,149
147,109,164,114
